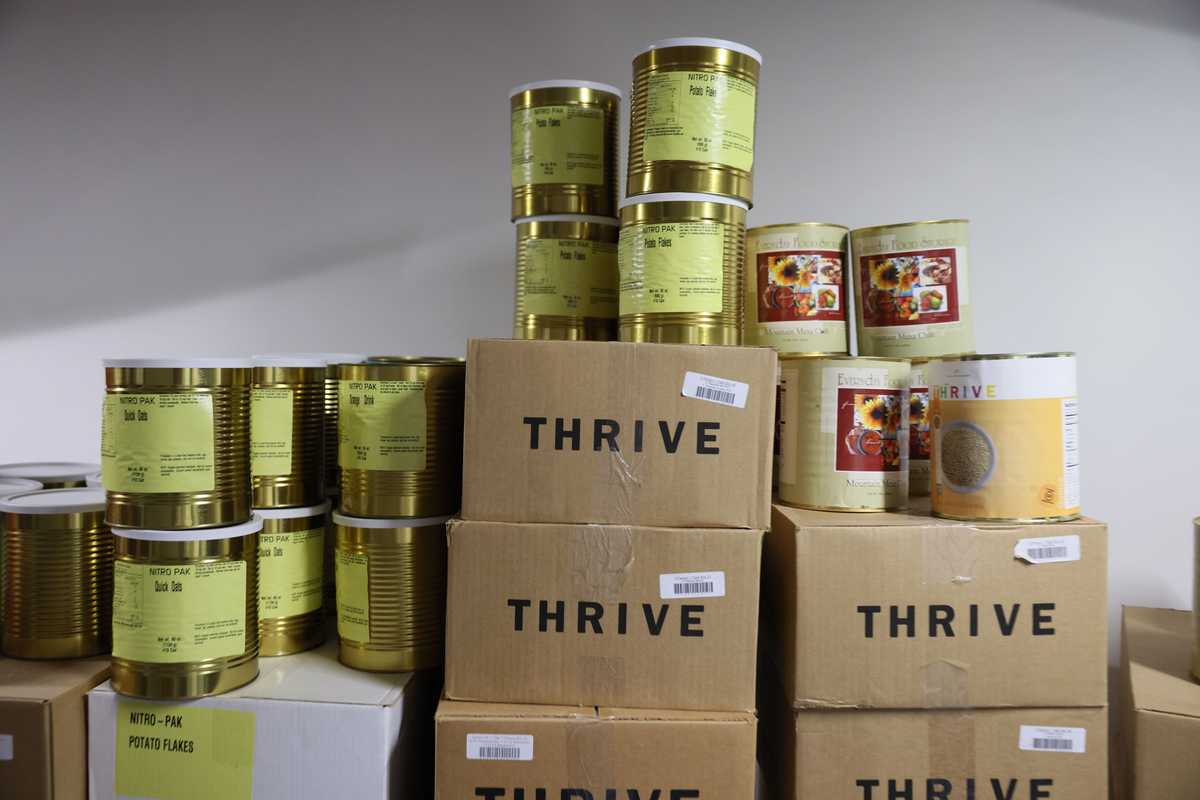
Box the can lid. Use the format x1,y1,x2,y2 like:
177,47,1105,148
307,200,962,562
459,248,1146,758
509,79,623,99
929,352,1076,363
331,511,451,529
103,358,252,369
514,214,620,226
748,222,850,234
0,462,100,483
619,192,750,210
250,355,330,368
363,356,466,366
643,37,763,64
85,471,103,488
850,219,970,237
252,352,368,366
0,487,106,515
114,514,265,541
254,500,332,519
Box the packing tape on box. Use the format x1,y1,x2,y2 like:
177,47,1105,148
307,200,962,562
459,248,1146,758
569,526,634,696
567,715,614,787
928,712,976,781
919,528,975,707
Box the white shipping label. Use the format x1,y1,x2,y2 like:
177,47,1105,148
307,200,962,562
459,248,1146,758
659,571,726,599
681,372,748,409
0,734,11,760
1018,725,1086,754
1014,535,1081,565
467,733,534,761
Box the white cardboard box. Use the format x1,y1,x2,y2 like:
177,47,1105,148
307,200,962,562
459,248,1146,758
87,641,437,799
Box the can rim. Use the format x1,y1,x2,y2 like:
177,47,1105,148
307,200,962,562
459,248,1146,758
85,471,102,488
251,355,333,368
748,222,850,234
254,500,332,519
929,352,1076,363
114,513,265,541
850,219,970,237
103,358,252,369
619,192,750,210
0,462,99,482
643,37,763,64
508,79,623,99
0,487,106,515
362,356,466,365
332,511,452,529
253,352,369,365
778,354,912,364
515,214,620,226
0,477,43,492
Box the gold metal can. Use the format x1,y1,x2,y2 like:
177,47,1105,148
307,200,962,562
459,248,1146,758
110,515,261,699
908,359,932,497
102,358,251,530
850,219,975,358
514,214,619,341
333,512,449,672
250,356,327,509
744,223,850,353
1,488,112,659
511,80,621,220
338,358,465,518
627,37,762,204
618,192,748,344
0,462,96,489
777,355,911,512
256,501,329,656
929,353,1079,523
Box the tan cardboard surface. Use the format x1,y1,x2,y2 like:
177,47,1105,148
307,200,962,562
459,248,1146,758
444,518,762,711
461,339,776,530
435,699,757,798
764,502,1108,709
1119,606,1200,799
0,655,109,800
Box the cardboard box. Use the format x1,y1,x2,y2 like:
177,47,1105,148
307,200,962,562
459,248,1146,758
435,699,757,798
0,655,109,800
1117,606,1200,799
444,518,762,711
764,502,1108,709
87,642,438,800
461,339,776,530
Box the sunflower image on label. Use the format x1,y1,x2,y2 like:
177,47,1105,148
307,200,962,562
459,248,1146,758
642,70,756,172
258,528,323,618
250,387,293,477
834,386,905,474
929,355,1080,521
335,550,370,642
522,238,618,318
757,251,844,325
511,105,604,187
112,560,247,662
619,221,725,314
338,380,427,471
100,394,216,493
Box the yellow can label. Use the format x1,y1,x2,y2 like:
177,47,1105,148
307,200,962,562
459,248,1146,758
619,222,725,314
250,387,293,477
511,105,604,187
258,527,323,619
338,380,427,471
642,70,756,172
100,394,215,493
335,550,370,643
116,702,254,800
930,358,1079,519
523,238,618,318
112,560,247,663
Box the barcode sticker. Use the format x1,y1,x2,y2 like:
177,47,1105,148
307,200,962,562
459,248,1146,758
466,733,533,761
659,571,726,599
1018,725,1086,754
1014,535,1081,565
681,372,749,409
0,734,11,761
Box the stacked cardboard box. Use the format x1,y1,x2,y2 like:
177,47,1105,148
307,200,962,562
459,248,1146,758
435,339,776,796
760,503,1110,798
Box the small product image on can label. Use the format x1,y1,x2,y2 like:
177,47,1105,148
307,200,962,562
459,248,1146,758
258,527,323,618
832,382,905,474
250,387,294,477
642,71,756,172
338,380,427,471
859,248,960,328
523,238,618,318
100,394,216,493
757,251,844,325
909,365,931,494
619,221,725,314
335,550,370,642
112,560,247,663
511,105,604,187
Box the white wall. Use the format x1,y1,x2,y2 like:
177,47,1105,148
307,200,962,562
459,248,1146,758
2,0,1198,658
